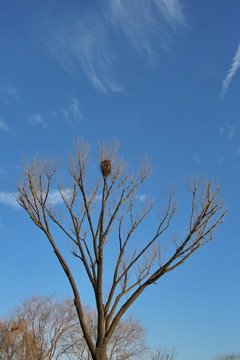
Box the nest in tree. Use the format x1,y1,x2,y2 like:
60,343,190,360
101,159,111,177
11,326,19,332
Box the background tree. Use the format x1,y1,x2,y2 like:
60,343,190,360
16,139,226,360
0,295,77,360
0,295,146,360
215,354,240,360
150,346,177,360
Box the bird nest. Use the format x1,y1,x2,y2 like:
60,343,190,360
101,159,112,177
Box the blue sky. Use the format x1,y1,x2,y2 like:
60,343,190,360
0,1,240,359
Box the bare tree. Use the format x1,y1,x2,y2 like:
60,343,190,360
16,139,226,360
149,346,177,360
0,295,78,360
0,295,146,360
215,354,240,360
72,309,147,360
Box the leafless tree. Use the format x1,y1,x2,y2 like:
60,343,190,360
0,295,146,360
215,354,240,360
72,309,147,360
149,346,177,360
0,295,79,360
16,139,226,360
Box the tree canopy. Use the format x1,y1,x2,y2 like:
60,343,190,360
16,139,226,360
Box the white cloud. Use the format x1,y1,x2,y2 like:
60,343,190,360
0,78,19,100
49,16,123,93
48,0,186,92
136,194,147,202
158,0,185,25
29,113,47,129
0,187,148,213
0,189,70,209
226,123,235,139
193,154,200,163
108,0,185,61
48,189,71,205
0,192,19,208
62,97,85,125
70,98,83,119
218,157,225,165
220,42,240,98
0,118,9,132
219,123,235,139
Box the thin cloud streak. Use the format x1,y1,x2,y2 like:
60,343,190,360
219,122,235,139
0,78,19,100
108,0,185,61
0,189,148,210
159,0,185,25
220,42,240,97
0,118,9,132
226,122,235,139
62,97,85,125
0,189,70,209
0,192,19,209
48,189,71,205
48,0,186,93
49,16,123,93
136,194,147,202
29,113,47,129
193,154,200,163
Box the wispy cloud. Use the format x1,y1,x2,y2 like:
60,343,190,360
49,16,122,93
0,78,19,101
0,117,10,132
158,0,185,26
218,157,225,166
48,0,185,93
0,189,70,209
108,0,185,62
193,154,200,163
226,123,235,139
0,192,19,209
29,113,47,129
62,97,85,125
219,122,235,139
220,42,240,98
0,187,148,211
136,194,147,202
48,189,71,205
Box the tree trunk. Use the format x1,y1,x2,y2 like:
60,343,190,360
93,346,107,360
